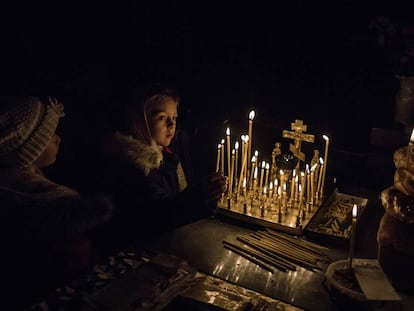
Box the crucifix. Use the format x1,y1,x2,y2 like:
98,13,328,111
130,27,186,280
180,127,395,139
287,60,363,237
282,119,315,162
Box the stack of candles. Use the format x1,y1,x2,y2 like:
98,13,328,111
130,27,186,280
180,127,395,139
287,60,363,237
223,228,332,272
215,111,331,227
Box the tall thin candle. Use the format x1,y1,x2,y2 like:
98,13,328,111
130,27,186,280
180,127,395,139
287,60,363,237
320,135,330,198
316,157,324,196
234,141,239,188
215,144,221,172
220,139,225,173
226,127,231,177
259,161,265,196
349,204,358,269
407,129,414,168
247,110,255,172
229,149,235,195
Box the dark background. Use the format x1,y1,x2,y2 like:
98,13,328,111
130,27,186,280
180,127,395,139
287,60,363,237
1,0,413,190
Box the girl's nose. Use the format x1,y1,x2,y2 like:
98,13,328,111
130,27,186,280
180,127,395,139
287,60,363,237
167,118,176,128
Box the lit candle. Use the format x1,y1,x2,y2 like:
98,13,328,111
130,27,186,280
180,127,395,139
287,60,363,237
269,181,273,200
290,169,296,203
407,129,414,167
297,184,303,217
229,149,235,195
310,164,317,203
237,136,248,194
234,141,239,188
249,155,256,190
226,127,231,177
259,161,265,196
283,182,287,210
294,174,299,203
320,135,330,198
264,162,270,190
220,139,225,173
349,204,358,269
273,178,278,201
215,143,221,172
247,110,255,172
306,165,311,204
278,186,282,222
262,186,267,203
242,177,247,202
253,166,258,197
316,157,324,196
300,171,306,206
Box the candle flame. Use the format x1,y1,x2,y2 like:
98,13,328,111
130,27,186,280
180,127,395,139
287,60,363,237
274,178,278,187
261,160,266,168
292,169,296,177
295,175,298,182
278,186,281,195
269,181,273,190
254,150,259,156
251,156,256,162
300,172,305,177
235,141,239,149
245,135,249,142
226,127,230,136
263,186,267,194
265,163,270,170
217,144,221,149
249,110,255,120
283,183,286,191
323,134,329,141
410,129,414,142
299,184,302,192
254,167,258,179
221,139,225,144
243,177,246,188
232,149,235,155
319,157,324,165
352,204,357,218
311,163,318,171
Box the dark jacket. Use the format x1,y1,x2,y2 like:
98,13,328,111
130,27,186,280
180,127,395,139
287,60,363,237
91,132,211,248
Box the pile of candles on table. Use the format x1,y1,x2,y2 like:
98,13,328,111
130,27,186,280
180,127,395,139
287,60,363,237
215,111,330,227
223,228,332,273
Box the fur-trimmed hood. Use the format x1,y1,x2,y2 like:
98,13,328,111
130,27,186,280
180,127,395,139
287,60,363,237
103,132,163,176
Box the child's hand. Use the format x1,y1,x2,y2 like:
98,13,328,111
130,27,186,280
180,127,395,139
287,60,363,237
201,172,227,202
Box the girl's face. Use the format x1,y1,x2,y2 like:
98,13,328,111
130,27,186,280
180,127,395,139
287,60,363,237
33,133,61,168
148,98,178,147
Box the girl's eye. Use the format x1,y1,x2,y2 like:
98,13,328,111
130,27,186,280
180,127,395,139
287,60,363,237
157,115,167,121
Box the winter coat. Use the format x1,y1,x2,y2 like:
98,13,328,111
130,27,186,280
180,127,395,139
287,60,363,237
91,131,212,246
0,166,114,308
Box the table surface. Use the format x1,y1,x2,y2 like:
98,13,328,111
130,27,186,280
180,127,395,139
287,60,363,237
140,185,414,311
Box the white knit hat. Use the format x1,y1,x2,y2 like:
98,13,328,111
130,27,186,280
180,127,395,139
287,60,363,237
0,96,65,167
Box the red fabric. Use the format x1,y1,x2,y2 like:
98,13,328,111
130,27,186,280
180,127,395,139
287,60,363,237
164,147,173,154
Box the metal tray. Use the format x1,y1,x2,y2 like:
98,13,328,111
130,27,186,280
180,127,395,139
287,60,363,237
304,189,368,245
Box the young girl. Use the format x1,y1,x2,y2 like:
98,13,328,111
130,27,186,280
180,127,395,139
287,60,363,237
0,96,114,308
92,84,226,248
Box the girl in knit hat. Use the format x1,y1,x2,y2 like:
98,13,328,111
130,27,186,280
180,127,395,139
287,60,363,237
89,83,226,250
0,96,114,309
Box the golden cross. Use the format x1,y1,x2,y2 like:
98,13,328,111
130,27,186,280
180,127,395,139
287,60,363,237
282,119,315,162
